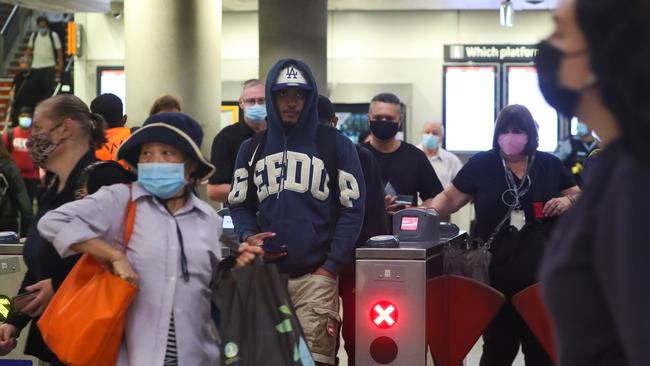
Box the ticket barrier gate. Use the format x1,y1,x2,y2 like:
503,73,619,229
355,208,467,365
0,243,45,366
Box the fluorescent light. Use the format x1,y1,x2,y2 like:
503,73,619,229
501,0,514,27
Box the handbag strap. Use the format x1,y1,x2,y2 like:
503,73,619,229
124,185,137,247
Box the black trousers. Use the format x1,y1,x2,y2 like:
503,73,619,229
336,263,355,366
479,301,553,366
30,66,56,102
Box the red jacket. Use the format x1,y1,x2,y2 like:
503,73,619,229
3,127,38,180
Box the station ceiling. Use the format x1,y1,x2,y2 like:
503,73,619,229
0,0,558,14
224,0,559,11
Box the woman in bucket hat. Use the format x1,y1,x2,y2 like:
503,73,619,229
37,112,262,365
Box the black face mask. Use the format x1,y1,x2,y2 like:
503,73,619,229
535,41,589,118
369,120,399,140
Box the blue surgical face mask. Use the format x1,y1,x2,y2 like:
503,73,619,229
137,163,186,199
18,117,32,128
37,26,47,34
576,122,590,137
421,134,439,150
244,104,267,123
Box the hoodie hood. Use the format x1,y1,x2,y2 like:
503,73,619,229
265,59,319,145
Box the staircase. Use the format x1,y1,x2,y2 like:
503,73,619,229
0,3,25,127
0,31,29,126
6,32,30,76
0,78,10,122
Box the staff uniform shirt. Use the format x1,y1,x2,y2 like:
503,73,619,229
209,121,256,185
416,145,464,189
38,183,222,366
541,140,650,365
364,141,443,205
452,149,575,243
28,31,61,69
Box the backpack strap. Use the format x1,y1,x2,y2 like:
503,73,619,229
30,32,37,46
316,125,339,241
48,31,57,63
316,124,339,198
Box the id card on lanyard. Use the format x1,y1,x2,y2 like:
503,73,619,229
501,155,535,231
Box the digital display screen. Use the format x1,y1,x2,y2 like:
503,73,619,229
444,65,497,152
506,65,558,152
98,68,126,110
400,216,419,231
506,66,558,151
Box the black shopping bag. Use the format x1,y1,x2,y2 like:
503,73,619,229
215,258,315,366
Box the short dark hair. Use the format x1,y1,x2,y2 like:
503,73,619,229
90,93,124,129
576,0,650,159
492,104,539,155
36,16,49,26
149,94,181,116
18,106,32,115
369,93,402,114
317,95,335,124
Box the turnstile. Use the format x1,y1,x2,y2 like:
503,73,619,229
355,208,467,365
0,243,44,365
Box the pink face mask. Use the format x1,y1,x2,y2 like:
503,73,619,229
498,133,528,156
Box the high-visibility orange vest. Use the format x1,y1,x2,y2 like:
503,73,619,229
96,127,131,169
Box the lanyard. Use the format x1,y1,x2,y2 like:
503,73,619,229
158,197,191,282
501,154,535,209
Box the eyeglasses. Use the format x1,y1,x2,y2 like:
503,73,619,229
242,98,265,106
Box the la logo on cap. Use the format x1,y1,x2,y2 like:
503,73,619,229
286,66,299,79
274,64,311,89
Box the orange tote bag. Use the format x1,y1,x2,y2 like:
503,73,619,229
38,198,139,366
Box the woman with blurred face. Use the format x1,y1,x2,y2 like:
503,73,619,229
0,95,131,363
538,0,650,364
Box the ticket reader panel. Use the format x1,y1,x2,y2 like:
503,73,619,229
392,208,440,244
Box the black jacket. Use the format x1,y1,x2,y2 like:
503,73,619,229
0,157,33,236
5,151,132,362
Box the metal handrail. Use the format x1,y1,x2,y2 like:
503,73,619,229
0,5,18,35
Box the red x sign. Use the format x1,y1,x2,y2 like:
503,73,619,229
371,301,398,329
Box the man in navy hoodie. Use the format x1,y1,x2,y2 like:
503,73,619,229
228,59,365,365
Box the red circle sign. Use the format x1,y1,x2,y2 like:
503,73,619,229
370,301,398,329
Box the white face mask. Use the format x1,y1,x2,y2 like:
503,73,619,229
18,117,32,128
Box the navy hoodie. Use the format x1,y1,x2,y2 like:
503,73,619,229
228,59,365,277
